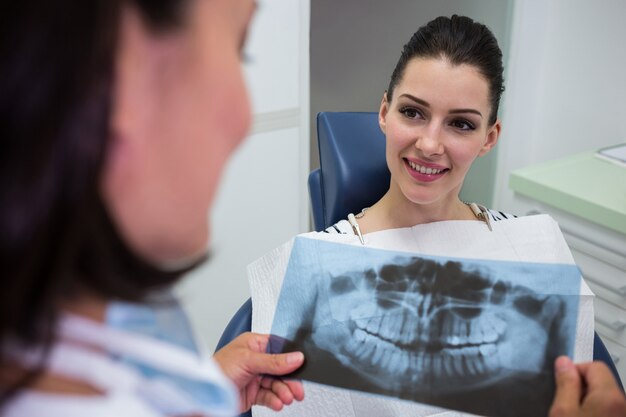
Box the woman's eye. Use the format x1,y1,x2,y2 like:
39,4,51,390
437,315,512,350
450,119,475,131
399,107,422,119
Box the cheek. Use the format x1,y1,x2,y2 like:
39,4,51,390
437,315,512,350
385,121,414,152
203,57,249,138
385,124,414,169
209,70,251,153
194,62,251,202
446,139,485,169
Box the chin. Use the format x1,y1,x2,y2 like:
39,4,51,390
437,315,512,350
404,191,445,207
402,184,461,207
153,225,210,270
159,242,209,271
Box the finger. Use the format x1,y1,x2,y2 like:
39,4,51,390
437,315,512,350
549,356,582,417
579,364,626,417
241,379,261,412
255,388,284,411
270,379,296,405
260,376,305,403
578,361,619,392
246,351,305,376
284,379,305,401
244,332,270,353
259,376,296,403
260,376,274,390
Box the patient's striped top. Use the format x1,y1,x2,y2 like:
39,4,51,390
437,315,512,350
323,208,516,235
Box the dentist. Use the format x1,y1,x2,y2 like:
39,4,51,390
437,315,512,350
0,0,303,416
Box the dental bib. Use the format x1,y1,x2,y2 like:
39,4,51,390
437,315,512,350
248,214,594,417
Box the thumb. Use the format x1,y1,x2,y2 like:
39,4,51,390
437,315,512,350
246,351,305,377
549,356,582,416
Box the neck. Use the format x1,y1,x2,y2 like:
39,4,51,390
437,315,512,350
60,292,108,323
356,184,476,234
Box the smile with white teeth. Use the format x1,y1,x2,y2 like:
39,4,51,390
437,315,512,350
407,160,446,175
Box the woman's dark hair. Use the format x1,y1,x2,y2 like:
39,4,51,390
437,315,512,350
0,0,189,400
387,15,505,125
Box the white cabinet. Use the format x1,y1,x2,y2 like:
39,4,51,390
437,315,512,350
512,194,626,383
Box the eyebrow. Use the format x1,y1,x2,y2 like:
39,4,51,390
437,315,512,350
399,93,483,118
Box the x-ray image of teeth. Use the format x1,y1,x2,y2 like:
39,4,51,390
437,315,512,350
268,237,582,417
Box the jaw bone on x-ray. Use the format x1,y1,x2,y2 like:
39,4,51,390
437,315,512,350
268,237,581,417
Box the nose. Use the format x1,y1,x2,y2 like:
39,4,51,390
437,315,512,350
415,124,444,156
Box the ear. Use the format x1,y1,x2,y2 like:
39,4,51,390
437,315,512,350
379,92,389,134
478,119,501,156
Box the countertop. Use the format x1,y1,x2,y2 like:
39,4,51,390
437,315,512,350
509,150,626,235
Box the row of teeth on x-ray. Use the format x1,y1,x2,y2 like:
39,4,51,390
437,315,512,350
345,325,501,380
351,311,507,348
343,313,507,381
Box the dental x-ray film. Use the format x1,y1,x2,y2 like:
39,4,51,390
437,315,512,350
267,237,581,417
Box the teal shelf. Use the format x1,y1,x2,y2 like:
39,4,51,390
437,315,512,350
509,151,626,234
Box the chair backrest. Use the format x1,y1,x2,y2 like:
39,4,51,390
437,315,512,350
308,112,389,231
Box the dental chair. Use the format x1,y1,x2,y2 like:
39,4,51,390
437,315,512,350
217,113,623,417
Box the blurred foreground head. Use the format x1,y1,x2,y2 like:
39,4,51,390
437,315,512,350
0,0,253,377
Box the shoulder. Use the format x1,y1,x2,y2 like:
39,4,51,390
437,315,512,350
317,208,517,236
2,391,161,417
320,219,353,235
482,207,518,222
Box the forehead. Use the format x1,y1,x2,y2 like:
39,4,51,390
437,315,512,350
394,57,490,109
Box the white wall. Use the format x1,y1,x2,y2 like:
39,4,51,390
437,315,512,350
176,0,310,353
494,0,626,213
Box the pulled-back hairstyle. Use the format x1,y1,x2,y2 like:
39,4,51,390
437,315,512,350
0,0,190,401
387,15,505,125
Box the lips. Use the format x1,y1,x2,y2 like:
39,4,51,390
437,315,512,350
407,160,447,175
404,158,448,182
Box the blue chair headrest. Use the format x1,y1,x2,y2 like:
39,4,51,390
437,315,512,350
316,112,390,229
